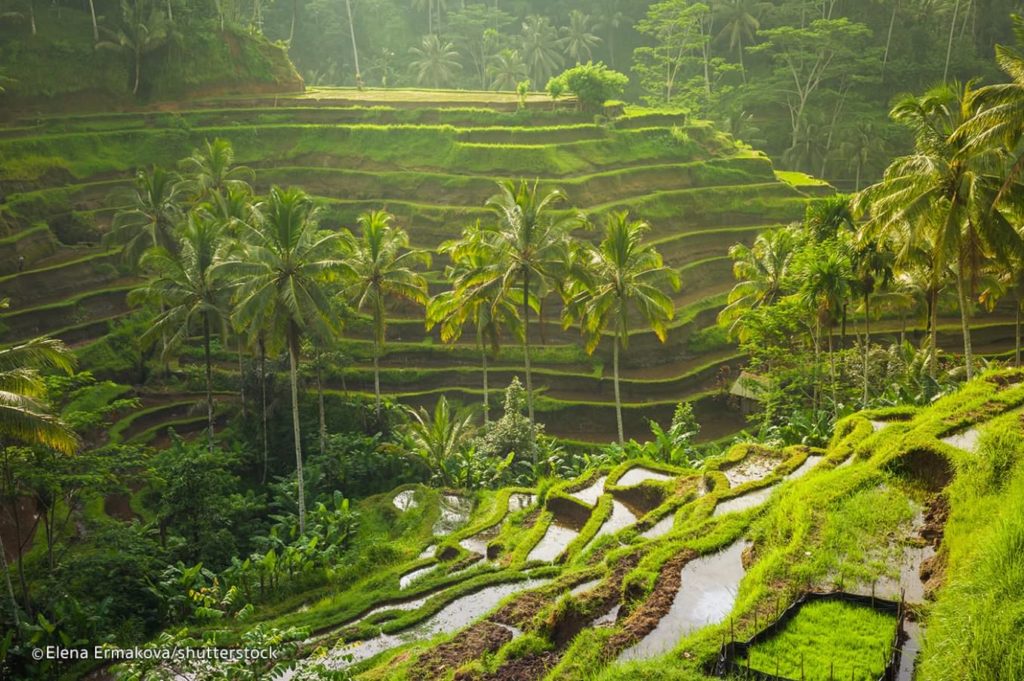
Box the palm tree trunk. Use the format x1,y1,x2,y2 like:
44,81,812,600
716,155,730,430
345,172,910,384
522,270,535,426
317,350,326,457
929,286,939,380
828,330,837,418
956,272,974,380
289,0,297,43
287,333,306,535
944,0,961,82
88,0,98,40
373,337,382,419
881,0,898,79
1017,304,1021,369
28,0,35,35
345,0,361,81
479,330,490,423
862,294,871,408
613,335,624,445
237,339,247,418
133,49,142,95
260,338,269,485
812,320,821,414
203,316,214,453
0,533,19,628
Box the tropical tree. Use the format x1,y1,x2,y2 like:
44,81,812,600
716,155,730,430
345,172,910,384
406,396,475,481
96,0,175,95
718,226,800,340
559,10,601,64
714,0,760,82
129,213,229,451
851,237,894,405
338,210,430,418
521,15,563,86
409,34,461,88
796,244,853,416
477,180,581,426
565,213,679,444
428,224,522,423
106,166,183,267
487,48,529,91
178,138,254,203
222,187,343,534
857,82,1023,381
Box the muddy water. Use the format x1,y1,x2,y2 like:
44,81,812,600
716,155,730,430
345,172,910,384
527,521,580,562
400,565,438,590
941,428,980,453
617,467,674,487
570,579,602,596
722,457,778,487
595,603,621,626
418,544,436,559
571,476,608,506
459,524,500,556
871,420,888,432
508,493,536,512
786,455,825,481
896,620,922,681
874,541,936,604
618,540,749,661
586,500,638,550
712,485,778,517
433,495,474,536
331,578,550,667
641,514,676,540
393,490,418,511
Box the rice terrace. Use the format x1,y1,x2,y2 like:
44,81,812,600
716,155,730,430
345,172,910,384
1,1,1024,680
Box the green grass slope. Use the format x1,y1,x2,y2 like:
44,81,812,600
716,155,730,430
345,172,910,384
186,368,1023,681
0,90,825,442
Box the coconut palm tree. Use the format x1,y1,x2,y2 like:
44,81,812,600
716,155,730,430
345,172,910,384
222,187,343,534
95,0,174,96
129,212,229,451
851,237,894,405
857,82,1022,381
559,10,601,64
106,166,183,267
565,213,679,443
797,246,853,416
476,180,581,426
718,225,800,340
0,305,77,455
714,0,759,82
178,138,254,203
521,15,563,86
428,223,522,423
406,396,475,481
338,210,430,419
487,48,529,91
409,34,462,89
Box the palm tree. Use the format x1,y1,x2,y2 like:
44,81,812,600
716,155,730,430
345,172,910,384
958,14,1024,201
559,10,601,64
857,83,1022,381
345,0,361,84
487,48,529,91
0,299,77,626
96,0,174,95
521,15,563,86
409,35,462,89
338,210,430,419
222,187,343,534
129,212,229,451
565,213,679,443
406,396,475,481
797,246,853,416
428,224,522,423
106,166,183,267
718,226,800,340
178,138,254,203
714,0,759,82
477,180,581,426
851,238,894,406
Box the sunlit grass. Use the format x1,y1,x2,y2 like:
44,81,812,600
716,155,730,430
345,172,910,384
744,600,897,680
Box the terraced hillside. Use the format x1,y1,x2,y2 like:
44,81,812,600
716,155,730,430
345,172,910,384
137,367,1024,681
3,88,1007,445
